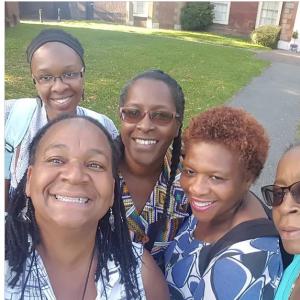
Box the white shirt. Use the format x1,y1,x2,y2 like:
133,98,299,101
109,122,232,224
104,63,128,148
5,98,118,189
5,243,145,300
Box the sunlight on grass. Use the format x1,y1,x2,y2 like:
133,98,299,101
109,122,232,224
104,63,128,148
7,22,269,127
21,20,266,50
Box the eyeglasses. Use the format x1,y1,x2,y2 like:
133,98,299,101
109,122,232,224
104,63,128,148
119,107,180,126
32,68,84,86
261,180,300,207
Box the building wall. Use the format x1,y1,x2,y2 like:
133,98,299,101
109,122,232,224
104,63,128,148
5,2,20,27
279,1,299,41
154,2,183,29
210,2,259,36
19,2,71,20
93,1,126,23
228,2,259,34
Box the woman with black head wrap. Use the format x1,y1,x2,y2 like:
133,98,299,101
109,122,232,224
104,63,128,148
5,29,118,209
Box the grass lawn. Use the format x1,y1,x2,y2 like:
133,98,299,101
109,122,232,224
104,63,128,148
5,21,269,127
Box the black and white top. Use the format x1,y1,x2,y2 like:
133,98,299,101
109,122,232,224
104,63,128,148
5,243,145,300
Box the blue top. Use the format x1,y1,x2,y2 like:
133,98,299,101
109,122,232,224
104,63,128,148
165,215,283,300
274,254,300,300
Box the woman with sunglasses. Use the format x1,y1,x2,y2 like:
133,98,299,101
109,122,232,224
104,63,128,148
165,106,283,299
5,29,118,209
117,69,190,269
261,143,300,300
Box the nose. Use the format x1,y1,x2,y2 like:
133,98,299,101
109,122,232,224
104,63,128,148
61,161,89,184
188,175,210,196
51,76,69,92
136,113,155,132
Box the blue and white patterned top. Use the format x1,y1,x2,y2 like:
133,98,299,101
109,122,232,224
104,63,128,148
165,215,283,300
5,243,145,300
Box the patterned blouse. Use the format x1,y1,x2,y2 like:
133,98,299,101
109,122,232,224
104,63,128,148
120,150,190,266
165,215,283,300
5,243,145,300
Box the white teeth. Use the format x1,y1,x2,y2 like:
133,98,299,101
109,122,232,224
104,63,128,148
135,139,157,145
55,195,89,204
193,201,213,208
53,97,70,104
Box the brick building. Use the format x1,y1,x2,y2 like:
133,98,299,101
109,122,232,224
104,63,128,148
16,1,300,51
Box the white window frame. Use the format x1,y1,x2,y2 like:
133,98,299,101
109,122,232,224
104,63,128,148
212,1,231,25
132,1,148,18
256,1,283,28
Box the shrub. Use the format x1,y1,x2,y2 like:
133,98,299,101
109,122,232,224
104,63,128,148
180,2,214,31
251,25,281,49
292,30,298,40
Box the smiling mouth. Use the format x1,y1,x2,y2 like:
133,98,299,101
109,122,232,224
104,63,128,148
192,201,214,208
51,96,72,104
55,195,89,204
134,138,158,145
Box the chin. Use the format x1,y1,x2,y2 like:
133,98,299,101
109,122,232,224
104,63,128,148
283,241,300,255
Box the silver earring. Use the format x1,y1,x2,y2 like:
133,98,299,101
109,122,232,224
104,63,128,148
18,196,31,223
109,208,115,232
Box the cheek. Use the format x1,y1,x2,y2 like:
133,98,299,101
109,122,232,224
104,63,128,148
180,176,190,193
272,208,280,228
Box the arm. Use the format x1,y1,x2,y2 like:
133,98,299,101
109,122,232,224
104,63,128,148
5,180,10,211
141,249,170,300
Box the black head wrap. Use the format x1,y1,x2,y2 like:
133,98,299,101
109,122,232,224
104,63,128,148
26,29,85,67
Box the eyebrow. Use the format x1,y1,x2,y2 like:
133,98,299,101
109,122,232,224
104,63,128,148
43,143,110,158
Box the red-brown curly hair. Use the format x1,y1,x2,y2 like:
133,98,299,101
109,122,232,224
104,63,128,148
183,106,269,181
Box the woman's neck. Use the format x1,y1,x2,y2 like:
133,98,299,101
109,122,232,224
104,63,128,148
37,225,96,266
120,154,163,178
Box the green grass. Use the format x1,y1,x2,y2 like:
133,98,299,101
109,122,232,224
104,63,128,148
5,21,270,127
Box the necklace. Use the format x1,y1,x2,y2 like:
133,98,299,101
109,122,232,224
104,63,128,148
81,246,95,300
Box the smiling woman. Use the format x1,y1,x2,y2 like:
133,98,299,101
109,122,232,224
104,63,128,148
165,106,283,299
117,69,190,270
5,115,169,300
262,143,300,300
4,29,118,210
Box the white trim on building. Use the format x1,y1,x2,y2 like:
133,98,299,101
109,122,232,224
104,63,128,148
256,1,283,28
212,1,231,25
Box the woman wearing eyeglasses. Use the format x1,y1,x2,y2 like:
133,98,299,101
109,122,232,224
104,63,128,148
117,70,190,269
165,106,283,299
261,143,300,300
5,29,118,208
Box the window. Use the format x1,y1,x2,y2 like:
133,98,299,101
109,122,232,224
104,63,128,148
132,1,148,18
212,2,231,25
256,1,283,27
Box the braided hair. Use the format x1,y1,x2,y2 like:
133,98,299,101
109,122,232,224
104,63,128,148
119,69,185,228
5,114,142,299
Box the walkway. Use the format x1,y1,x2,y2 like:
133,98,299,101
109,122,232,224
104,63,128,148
229,49,300,197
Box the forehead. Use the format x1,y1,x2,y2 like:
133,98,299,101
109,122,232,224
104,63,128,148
276,147,300,180
37,119,112,157
126,78,175,109
185,142,238,170
31,42,82,70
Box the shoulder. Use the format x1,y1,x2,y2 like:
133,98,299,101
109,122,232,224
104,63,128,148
5,98,37,119
77,106,118,139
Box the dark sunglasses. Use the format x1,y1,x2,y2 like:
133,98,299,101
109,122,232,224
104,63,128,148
119,107,180,126
261,180,300,207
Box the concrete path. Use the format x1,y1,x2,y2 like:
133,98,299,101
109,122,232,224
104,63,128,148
229,49,300,198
